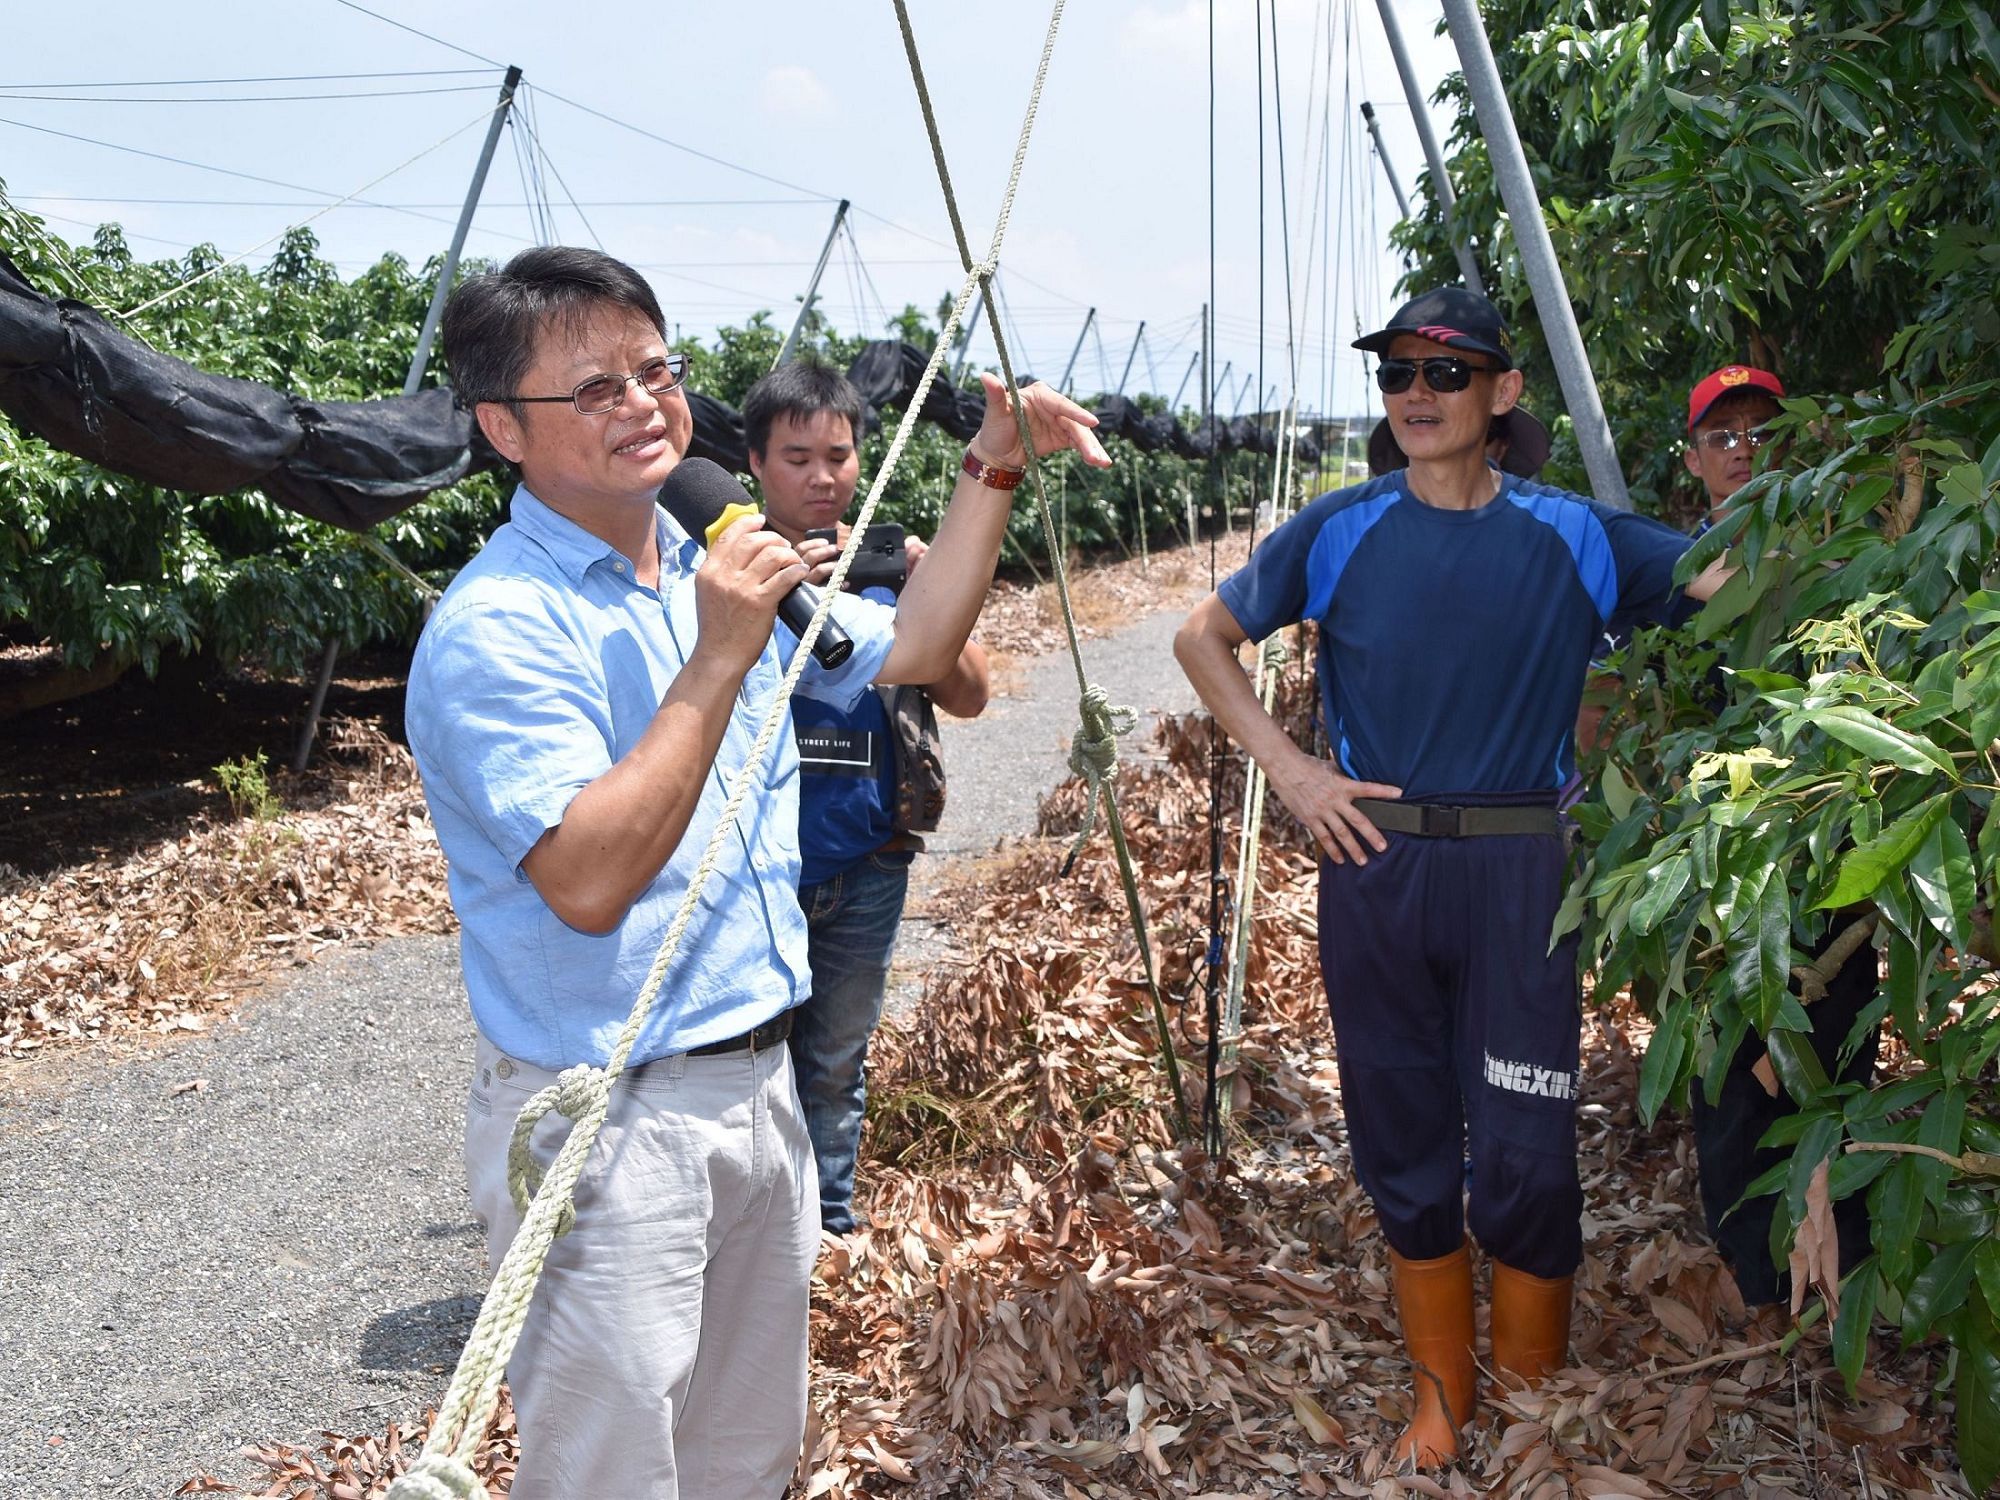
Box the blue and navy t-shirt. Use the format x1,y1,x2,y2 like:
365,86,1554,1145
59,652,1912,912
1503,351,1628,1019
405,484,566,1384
1218,470,1695,796
793,583,899,886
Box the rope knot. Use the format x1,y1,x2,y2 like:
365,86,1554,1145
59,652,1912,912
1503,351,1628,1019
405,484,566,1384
384,1452,482,1500
506,1063,611,1235
1060,683,1138,875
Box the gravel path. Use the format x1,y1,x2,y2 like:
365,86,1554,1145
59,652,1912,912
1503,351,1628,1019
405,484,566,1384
0,603,1199,1498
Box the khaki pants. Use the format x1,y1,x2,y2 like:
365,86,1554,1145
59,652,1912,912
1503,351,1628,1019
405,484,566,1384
465,1031,816,1499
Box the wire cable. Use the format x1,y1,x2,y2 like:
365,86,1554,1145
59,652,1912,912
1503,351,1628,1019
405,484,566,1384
0,85,493,103
117,102,499,318
0,114,526,246
0,69,489,88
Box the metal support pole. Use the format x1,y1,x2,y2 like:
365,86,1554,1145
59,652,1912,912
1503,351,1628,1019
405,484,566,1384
1114,319,1146,397
774,197,850,369
1372,0,1484,296
1360,102,1412,220
1057,306,1096,396
1439,0,1629,508
1211,358,1233,404
1170,348,1201,412
949,279,986,385
295,63,520,774
404,66,522,398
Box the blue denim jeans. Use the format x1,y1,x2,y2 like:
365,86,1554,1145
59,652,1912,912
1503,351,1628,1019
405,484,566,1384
790,850,913,1233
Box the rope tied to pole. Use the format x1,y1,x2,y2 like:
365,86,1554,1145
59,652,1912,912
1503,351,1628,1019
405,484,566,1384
891,0,1189,1136
1059,683,1138,877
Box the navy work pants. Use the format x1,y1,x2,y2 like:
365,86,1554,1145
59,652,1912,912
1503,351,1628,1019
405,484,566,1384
1318,794,1583,1279
1691,920,1879,1305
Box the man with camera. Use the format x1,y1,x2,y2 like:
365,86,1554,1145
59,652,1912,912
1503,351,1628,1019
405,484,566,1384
405,246,1104,1498
740,360,991,1237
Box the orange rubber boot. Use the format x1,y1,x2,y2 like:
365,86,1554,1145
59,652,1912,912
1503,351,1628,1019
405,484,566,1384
1388,1242,1477,1468
1489,1261,1574,1388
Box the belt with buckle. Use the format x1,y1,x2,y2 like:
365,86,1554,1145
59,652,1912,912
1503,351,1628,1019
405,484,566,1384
1353,799,1562,839
685,1009,795,1057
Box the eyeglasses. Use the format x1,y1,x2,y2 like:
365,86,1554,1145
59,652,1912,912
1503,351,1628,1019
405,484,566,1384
1693,426,1774,453
504,353,692,415
1375,356,1489,395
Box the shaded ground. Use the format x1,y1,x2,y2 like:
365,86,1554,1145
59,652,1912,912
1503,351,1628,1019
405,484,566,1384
0,650,411,877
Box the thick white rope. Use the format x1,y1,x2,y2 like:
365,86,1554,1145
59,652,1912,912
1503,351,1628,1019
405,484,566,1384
383,10,1068,1491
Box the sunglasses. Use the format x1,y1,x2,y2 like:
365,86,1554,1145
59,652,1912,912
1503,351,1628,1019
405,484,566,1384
1693,426,1775,453
1375,356,1490,395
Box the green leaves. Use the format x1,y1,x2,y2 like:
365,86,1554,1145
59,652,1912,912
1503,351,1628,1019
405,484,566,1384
1908,815,1977,951
1816,793,1948,907
1799,703,1957,776
1728,874,1794,1032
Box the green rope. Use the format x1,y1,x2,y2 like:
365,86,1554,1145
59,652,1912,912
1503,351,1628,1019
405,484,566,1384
383,9,1068,1489
1212,406,1303,1147
892,0,1190,1139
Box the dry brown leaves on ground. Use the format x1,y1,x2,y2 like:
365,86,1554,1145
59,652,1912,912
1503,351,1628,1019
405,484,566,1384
192,683,1979,1498
0,718,452,1058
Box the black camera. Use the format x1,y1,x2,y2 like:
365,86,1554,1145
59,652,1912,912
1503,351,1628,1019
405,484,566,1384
804,523,908,597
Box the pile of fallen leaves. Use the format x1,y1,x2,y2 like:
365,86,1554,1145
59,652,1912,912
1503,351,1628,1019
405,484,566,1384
0,718,451,1057
184,681,1978,1498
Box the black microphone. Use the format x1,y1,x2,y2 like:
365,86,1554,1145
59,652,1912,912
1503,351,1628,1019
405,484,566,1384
658,457,854,669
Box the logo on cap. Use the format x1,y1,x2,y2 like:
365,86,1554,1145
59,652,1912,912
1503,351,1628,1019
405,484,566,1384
1718,366,1751,387
1417,324,1469,343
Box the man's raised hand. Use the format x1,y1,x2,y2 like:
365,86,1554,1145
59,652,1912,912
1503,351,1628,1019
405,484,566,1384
968,370,1111,473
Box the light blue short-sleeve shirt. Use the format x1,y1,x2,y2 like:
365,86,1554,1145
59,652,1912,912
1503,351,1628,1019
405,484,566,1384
406,484,895,1070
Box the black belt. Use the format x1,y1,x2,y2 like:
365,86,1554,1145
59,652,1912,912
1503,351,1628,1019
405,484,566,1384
1353,799,1562,838
686,1009,795,1057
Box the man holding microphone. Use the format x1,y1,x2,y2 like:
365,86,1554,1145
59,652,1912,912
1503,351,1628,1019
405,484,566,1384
405,246,1105,1498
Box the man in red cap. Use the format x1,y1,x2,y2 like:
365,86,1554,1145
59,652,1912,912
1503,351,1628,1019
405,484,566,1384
1676,363,1880,1310
1683,363,1785,526
1177,285,1731,1468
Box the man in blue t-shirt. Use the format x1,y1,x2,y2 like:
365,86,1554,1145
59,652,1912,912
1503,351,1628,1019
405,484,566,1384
742,361,992,1235
1175,287,1731,1468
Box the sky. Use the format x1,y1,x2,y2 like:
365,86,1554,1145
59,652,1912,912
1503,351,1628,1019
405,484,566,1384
2,1,1464,420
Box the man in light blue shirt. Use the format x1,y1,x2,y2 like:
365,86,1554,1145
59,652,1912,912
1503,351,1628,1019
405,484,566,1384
405,246,1106,1500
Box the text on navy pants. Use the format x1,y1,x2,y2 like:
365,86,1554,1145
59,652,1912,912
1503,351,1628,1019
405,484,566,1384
1318,795,1584,1279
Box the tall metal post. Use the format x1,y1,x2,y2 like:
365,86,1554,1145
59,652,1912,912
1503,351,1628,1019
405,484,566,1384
1371,0,1484,296
296,63,520,773
1211,358,1233,404
1360,102,1412,220
774,197,850,369
948,279,986,385
1439,0,1629,508
1114,320,1146,397
1057,306,1096,395
404,66,523,397
1170,348,1201,412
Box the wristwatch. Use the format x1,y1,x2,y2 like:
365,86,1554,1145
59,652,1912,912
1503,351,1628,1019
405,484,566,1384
962,448,1026,490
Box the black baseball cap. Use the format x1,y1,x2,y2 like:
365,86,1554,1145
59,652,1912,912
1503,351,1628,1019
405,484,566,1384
1353,286,1515,370
1367,406,1551,479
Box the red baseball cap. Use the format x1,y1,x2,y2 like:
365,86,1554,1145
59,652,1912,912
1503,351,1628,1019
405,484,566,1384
1687,365,1785,430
